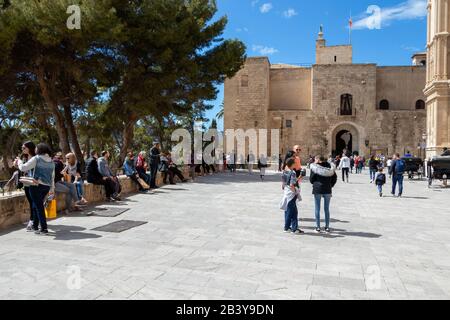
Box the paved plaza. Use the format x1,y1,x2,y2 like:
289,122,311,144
1,169,450,300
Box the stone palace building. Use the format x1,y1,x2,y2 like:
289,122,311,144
224,28,428,159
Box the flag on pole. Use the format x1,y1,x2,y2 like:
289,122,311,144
349,17,353,28
349,13,353,44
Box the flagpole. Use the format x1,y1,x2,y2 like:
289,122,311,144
349,11,352,45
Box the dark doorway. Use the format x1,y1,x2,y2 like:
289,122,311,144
336,130,352,156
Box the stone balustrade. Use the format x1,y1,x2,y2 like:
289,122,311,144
0,165,208,230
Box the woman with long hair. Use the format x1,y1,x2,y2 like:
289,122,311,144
62,153,88,205
15,143,55,235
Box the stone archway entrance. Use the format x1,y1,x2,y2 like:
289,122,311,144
331,123,360,157
335,130,352,156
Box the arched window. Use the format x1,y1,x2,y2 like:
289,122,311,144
379,100,389,110
340,94,353,115
415,99,425,110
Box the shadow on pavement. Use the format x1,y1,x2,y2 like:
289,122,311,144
47,225,102,241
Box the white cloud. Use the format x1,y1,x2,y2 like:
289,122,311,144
251,0,260,7
260,3,273,14
252,45,279,55
283,8,298,18
352,0,427,30
236,27,249,33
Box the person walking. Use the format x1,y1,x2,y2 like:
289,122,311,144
310,155,337,233
389,153,406,197
374,167,386,197
16,143,55,235
15,141,36,231
369,156,380,183
386,157,393,178
280,158,304,234
258,154,267,181
247,152,255,175
338,153,351,183
350,156,355,174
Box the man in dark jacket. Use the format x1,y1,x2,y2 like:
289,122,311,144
310,156,337,233
149,141,161,189
85,150,116,201
389,153,405,197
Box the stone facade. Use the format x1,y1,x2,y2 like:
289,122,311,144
225,30,427,160
425,0,450,157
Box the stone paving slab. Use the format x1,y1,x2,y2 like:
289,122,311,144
0,170,449,300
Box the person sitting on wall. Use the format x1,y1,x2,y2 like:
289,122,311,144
166,152,188,184
85,150,118,202
53,152,83,213
442,147,450,156
98,150,122,198
123,151,149,192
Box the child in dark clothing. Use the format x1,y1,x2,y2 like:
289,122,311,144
374,168,386,197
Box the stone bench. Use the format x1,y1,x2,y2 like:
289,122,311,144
0,165,201,230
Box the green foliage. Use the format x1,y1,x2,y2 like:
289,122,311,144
0,0,246,166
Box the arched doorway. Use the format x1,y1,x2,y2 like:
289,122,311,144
330,123,360,157
335,130,352,156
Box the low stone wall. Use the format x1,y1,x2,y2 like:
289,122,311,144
0,166,198,230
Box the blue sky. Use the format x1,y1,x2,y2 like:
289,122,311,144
206,0,428,130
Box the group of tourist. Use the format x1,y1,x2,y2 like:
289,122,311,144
281,145,337,234
279,144,440,235
11,140,188,235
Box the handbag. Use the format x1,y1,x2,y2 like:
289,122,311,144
19,177,38,187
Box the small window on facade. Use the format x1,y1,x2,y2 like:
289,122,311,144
379,100,389,110
241,75,249,87
415,99,425,110
334,56,337,62
286,120,292,128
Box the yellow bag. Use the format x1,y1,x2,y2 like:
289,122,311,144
45,199,57,219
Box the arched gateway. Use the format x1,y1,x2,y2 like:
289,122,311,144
331,123,360,157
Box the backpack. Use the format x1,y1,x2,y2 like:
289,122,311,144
395,160,406,174
375,173,386,185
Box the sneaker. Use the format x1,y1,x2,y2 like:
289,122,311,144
315,228,321,233
106,197,116,202
292,229,305,234
379,193,383,197
324,227,331,233
398,194,402,198
284,229,291,233
35,229,49,235
112,195,121,201
26,221,34,231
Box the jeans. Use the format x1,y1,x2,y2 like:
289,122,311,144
370,169,377,182
377,184,383,194
342,168,349,182
74,179,84,199
29,184,50,230
55,181,78,209
284,196,298,231
392,174,404,195
24,186,34,221
314,194,332,228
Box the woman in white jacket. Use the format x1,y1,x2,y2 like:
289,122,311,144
338,154,351,183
